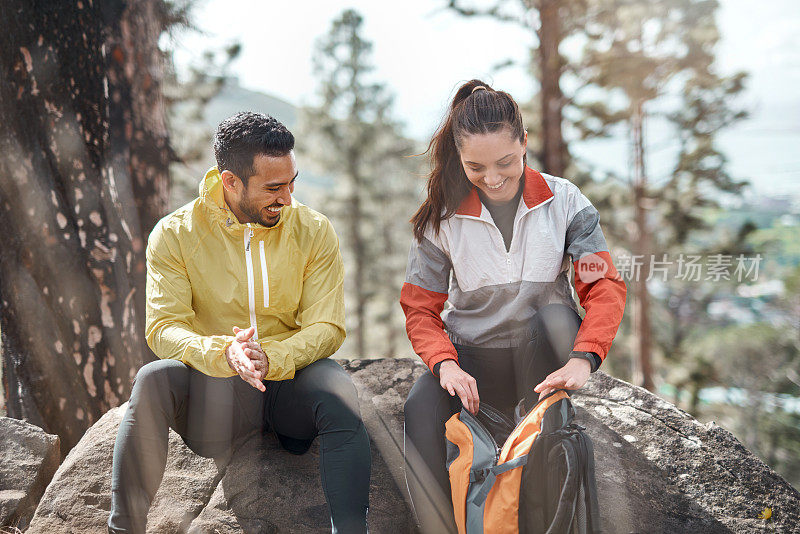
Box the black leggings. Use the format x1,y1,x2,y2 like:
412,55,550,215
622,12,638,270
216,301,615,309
403,304,581,534
108,357,370,534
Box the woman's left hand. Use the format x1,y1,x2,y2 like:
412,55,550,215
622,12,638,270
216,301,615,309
534,357,591,400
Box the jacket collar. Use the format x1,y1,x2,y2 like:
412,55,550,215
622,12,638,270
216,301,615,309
199,166,292,230
455,166,554,218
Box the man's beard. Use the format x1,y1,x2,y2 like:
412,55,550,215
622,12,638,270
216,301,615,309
238,193,281,227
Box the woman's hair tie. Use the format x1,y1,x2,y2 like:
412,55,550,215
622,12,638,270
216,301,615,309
471,85,488,94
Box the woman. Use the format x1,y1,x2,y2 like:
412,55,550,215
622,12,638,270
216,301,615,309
400,80,626,533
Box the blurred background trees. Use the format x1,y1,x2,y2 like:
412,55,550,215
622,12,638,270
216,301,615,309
574,0,750,391
0,0,797,489
298,9,420,358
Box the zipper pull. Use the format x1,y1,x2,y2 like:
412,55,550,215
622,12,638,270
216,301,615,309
245,227,254,251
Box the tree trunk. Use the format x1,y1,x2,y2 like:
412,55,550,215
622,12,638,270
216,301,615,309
0,0,169,453
631,100,655,391
536,0,567,177
105,0,172,364
347,149,367,358
689,381,701,416
381,208,398,358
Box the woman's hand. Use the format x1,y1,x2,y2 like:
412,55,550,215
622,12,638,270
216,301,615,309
438,360,480,414
533,357,591,401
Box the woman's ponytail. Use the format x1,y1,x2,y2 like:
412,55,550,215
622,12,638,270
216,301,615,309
411,79,524,242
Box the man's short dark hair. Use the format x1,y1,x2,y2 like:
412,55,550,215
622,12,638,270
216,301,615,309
213,112,295,183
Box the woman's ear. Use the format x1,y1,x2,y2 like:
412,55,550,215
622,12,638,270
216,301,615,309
523,130,528,150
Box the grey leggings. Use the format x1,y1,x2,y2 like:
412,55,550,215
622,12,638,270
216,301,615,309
108,357,370,533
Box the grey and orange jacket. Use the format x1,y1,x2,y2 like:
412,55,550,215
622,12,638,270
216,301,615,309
145,167,345,380
400,167,626,373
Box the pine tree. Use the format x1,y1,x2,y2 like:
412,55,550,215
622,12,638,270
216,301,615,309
447,0,587,178
299,9,420,357
575,0,748,390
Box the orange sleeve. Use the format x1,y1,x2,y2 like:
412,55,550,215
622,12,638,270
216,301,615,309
400,282,458,373
572,251,626,362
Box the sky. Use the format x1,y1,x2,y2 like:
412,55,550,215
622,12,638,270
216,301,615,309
169,0,800,197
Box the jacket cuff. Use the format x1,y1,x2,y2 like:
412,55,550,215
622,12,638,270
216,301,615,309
573,341,606,361
569,350,601,373
199,336,237,378
431,356,458,377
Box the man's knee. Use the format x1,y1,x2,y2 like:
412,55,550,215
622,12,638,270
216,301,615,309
299,359,363,431
130,359,187,404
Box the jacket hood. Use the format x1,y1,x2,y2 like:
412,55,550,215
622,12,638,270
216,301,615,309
200,166,227,208
198,166,294,230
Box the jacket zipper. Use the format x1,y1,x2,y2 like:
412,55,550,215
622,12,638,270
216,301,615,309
244,225,258,340
488,216,514,284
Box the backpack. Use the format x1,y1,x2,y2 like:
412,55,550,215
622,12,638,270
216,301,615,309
444,389,601,533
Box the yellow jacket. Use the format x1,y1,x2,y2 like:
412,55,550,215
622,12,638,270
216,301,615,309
145,167,345,380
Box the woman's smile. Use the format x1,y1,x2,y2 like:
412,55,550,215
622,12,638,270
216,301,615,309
459,128,527,204
485,177,510,190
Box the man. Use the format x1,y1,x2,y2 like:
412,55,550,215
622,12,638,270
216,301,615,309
108,112,370,533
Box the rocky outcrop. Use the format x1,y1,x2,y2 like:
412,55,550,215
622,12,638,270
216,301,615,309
575,372,800,533
27,359,424,534
24,359,800,533
0,417,60,530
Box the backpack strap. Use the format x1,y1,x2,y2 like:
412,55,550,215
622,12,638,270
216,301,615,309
578,429,602,533
470,454,529,507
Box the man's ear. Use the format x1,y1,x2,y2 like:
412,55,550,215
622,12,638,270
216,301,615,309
220,170,239,192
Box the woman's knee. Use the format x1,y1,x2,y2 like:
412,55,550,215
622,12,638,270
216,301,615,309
530,304,581,340
404,373,451,437
405,373,436,417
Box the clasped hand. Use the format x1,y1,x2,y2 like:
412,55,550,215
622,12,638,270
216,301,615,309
438,357,591,415
225,326,268,392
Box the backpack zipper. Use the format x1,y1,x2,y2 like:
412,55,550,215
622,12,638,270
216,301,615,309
471,405,516,462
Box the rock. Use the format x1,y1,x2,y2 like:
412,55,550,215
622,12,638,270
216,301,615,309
25,402,221,534
575,371,800,533
23,359,800,533
0,416,60,530
27,359,425,534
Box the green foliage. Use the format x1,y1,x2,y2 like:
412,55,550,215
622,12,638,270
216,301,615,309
760,410,800,487
784,264,800,296
689,323,797,393
748,225,800,272
685,322,800,487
